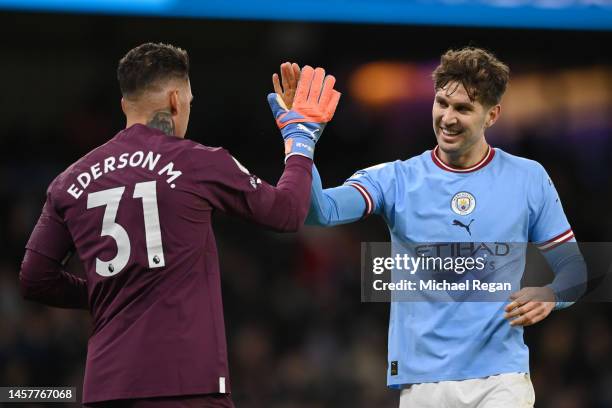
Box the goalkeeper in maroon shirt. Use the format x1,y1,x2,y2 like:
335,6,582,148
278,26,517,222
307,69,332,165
19,43,340,408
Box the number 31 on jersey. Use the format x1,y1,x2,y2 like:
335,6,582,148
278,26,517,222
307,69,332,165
87,180,165,277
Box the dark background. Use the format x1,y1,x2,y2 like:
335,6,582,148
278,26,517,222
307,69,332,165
0,11,611,408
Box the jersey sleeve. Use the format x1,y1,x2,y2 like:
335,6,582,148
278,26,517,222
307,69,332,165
185,145,312,232
528,164,585,308
20,249,88,309
22,182,88,309
528,164,575,250
186,146,269,211
306,164,366,226
344,162,395,218
25,183,74,262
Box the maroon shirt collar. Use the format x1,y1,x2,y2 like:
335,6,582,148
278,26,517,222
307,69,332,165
431,145,495,173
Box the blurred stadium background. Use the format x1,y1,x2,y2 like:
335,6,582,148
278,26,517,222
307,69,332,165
1,1,611,407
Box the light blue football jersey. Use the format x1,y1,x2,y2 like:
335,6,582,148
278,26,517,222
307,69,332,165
345,146,575,386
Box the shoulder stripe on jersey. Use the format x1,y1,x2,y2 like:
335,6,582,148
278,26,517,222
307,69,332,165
537,228,574,251
431,145,495,173
347,182,373,217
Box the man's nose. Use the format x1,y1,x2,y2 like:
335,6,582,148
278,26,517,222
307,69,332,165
441,110,457,126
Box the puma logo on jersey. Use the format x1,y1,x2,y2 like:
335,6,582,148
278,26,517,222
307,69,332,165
452,219,474,236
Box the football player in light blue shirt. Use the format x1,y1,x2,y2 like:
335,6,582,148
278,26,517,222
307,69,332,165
270,49,586,407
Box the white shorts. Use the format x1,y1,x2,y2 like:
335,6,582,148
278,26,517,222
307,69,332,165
399,373,535,408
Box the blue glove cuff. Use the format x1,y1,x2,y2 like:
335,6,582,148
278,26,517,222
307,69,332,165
285,135,315,161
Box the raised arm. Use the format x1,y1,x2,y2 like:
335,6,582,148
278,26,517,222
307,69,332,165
193,65,341,232
271,62,370,228
306,164,367,226
262,65,341,230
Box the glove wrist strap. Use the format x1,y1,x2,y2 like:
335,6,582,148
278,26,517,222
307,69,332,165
284,135,315,161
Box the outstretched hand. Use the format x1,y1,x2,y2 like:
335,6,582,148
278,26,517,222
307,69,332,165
268,65,341,132
267,64,341,160
272,62,301,109
504,286,556,327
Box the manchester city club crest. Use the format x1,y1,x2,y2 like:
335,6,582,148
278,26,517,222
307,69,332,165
451,191,476,216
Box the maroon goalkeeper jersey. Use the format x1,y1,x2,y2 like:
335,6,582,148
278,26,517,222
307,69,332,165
24,124,312,403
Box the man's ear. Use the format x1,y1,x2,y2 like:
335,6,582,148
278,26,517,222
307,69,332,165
121,97,127,115
486,104,501,128
169,90,179,116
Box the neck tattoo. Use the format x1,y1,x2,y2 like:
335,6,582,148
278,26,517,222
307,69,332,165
147,111,175,136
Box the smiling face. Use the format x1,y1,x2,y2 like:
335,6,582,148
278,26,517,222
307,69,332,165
432,81,500,161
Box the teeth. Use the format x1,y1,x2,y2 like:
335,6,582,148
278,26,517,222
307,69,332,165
442,128,460,136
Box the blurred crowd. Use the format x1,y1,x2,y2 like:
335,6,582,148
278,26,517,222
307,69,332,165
0,12,611,408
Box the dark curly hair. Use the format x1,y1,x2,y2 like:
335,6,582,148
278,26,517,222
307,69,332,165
432,47,509,107
117,42,189,98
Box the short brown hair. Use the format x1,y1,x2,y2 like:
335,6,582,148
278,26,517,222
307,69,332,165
117,42,189,98
432,47,509,107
